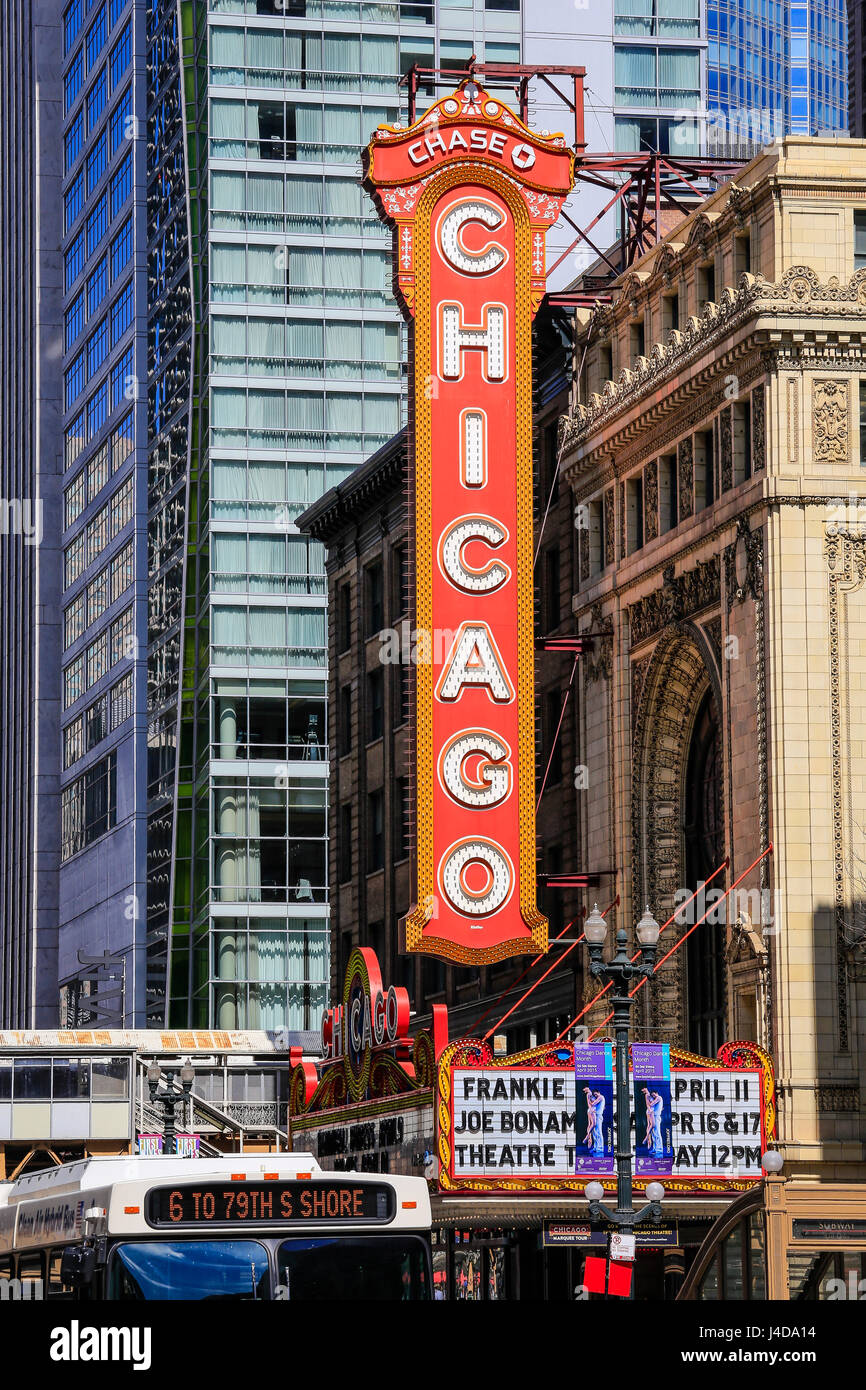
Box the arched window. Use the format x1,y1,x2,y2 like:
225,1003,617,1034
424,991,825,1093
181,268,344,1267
683,689,725,1056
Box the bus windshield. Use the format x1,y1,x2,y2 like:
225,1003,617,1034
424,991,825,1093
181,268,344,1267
276,1236,430,1301
110,1241,271,1301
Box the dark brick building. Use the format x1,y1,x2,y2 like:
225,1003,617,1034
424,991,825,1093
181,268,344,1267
299,306,590,1047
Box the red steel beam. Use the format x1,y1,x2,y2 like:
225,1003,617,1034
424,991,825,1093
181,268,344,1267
585,845,774,1041
552,858,731,1045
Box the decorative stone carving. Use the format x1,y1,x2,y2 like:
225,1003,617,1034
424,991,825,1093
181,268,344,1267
579,525,590,583
816,1086,860,1112
751,384,766,473
583,602,613,685
644,459,658,542
786,377,799,463
813,379,850,464
603,488,615,567
615,353,766,475
559,264,866,453
619,481,626,561
719,406,732,492
631,654,651,714
677,436,693,522
628,556,721,647
724,516,764,610
703,616,723,668
727,182,749,228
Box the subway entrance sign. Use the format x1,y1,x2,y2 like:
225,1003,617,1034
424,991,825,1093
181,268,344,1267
364,82,574,965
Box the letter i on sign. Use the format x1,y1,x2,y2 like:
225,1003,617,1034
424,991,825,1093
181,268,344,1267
363,83,574,965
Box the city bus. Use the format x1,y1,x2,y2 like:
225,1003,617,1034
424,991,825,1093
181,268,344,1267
0,1154,432,1301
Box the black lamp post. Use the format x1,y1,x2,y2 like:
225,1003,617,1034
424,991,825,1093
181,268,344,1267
147,1061,195,1155
581,904,666,1240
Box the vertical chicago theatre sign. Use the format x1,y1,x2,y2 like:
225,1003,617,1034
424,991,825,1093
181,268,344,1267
364,81,574,964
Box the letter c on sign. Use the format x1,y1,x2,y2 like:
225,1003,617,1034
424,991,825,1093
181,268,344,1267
438,515,510,594
438,200,507,276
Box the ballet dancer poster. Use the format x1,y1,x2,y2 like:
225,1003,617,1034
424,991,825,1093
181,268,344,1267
574,1043,615,1175
633,1043,674,1176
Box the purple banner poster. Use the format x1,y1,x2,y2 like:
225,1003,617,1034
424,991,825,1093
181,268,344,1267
632,1043,674,1176
574,1044,615,1176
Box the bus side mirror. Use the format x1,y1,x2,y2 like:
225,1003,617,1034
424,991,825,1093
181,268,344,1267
60,1245,96,1288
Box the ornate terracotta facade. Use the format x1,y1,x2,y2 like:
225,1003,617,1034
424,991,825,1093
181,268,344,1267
560,138,866,1182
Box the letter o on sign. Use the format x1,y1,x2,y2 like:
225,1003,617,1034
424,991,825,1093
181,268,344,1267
439,838,514,916
385,985,401,1041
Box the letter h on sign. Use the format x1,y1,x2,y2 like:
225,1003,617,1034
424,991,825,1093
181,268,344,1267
363,84,574,966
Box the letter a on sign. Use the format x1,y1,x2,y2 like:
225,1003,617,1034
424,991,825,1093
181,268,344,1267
364,84,574,964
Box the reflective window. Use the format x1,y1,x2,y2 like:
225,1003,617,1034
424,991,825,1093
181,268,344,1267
91,1055,129,1097
276,1237,430,1301
64,0,83,55
13,1058,51,1099
747,1211,766,1299
722,1226,744,1300
699,1251,720,1299
52,1057,91,1098
110,1241,270,1300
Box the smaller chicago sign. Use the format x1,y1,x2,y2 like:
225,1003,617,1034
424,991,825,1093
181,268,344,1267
289,947,442,1165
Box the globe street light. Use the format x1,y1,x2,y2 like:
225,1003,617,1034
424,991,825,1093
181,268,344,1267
582,905,663,1237
147,1060,196,1156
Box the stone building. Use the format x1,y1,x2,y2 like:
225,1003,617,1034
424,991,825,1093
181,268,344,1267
298,307,586,1047
561,137,866,1182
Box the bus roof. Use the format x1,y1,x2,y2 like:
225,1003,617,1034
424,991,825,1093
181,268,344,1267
2,1153,322,1205
0,1157,432,1252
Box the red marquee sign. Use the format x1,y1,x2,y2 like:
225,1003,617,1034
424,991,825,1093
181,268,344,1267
364,83,574,965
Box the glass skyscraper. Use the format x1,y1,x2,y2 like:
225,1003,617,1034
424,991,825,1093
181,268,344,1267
169,0,531,1030
707,0,847,150
58,0,150,1022
612,0,706,157
611,0,847,160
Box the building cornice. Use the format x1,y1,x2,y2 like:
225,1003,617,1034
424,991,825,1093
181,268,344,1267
561,265,866,466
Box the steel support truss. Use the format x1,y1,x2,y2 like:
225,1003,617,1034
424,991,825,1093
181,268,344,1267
403,61,746,305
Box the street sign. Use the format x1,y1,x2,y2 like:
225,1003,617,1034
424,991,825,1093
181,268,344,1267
543,1220,679,1247
610,1231,636,1261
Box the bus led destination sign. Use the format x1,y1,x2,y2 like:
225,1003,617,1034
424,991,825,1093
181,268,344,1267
146,1181,394,1229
